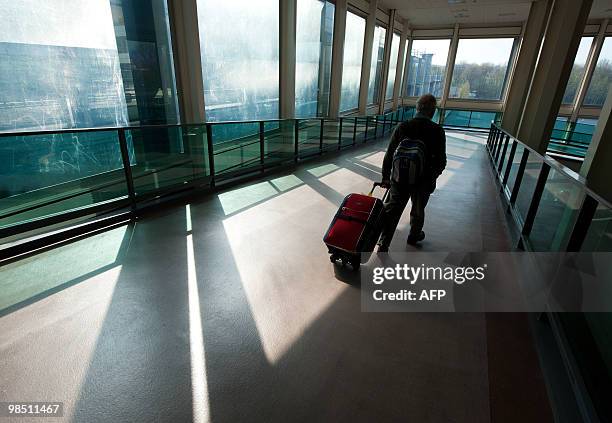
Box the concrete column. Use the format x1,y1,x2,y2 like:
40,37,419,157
501,0,553,136
581,85,612,203
358,0,378,114
439,24,459,109
516,0,593,154
392,25,408,110
328,0,347,117
378,9,396,114
167,0,206,124
279,0,297,119
571,19,609,122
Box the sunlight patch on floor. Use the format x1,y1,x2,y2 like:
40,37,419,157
357,151,385,168
217,181,280,216
318,167,376,196
222,184,347,363
306,163,340,178
0,225,128,312
186,232,211,423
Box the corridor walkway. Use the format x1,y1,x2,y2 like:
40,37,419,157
0,131,552,422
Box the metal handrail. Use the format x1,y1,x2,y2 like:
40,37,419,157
489,123,612,214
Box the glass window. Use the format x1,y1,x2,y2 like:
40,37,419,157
295,0,335,117
584,37,612,106
405,39,451,99
110,0,179,125
197,0,279,121
339,11,366,112
563,36,594,104
0,0,128,132
367,25,386,105
450,38,516,101
385,32,401,101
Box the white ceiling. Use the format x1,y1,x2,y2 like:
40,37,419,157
378,0,612,27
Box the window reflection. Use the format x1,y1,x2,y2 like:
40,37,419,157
406,39,451,99
367,25,386,105
584,37,612,106
295,0,335,118
450,38,516,101
385,32,401,101
563,37,594,105
197,0,280,122
339,11,366,112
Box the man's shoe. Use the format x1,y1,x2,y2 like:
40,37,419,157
377,244,389,253
407,231,425,245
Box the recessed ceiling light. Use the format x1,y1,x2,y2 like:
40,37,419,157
448,0,466,4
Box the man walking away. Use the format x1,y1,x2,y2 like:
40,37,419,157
377,94,446,252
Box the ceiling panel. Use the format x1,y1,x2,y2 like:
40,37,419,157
379,0,612,26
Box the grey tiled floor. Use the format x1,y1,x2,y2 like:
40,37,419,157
0,131,551,422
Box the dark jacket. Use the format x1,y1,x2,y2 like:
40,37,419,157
382,114,447,193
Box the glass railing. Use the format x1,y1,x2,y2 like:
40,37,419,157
548,127,593,159
487,123,612,422
1,104,505,249
443,109,501,129
0,108,405,245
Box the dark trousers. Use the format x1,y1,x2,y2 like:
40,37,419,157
378,182,430,248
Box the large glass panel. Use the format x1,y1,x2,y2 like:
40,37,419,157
127,126,210,197
450,38,516,100
339,11,366,112
515,153,543,224
367,25,386,105
406,39,450,99
295,0,335,117
385,32,401,101
562,36,594,104
0,0,128,132
506,143,525,196
575,117,598,134
197,0,279,121
322,119,341,150
582,204,612,252
528,169,585,251
0,130,129,229
263,121,295,166
211,122,261,175
297,119,322,158
584,38,612,106
110,0,179,125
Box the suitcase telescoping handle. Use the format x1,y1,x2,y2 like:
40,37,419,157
369,182,390,202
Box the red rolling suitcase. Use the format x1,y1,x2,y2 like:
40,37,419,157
323,183,389,269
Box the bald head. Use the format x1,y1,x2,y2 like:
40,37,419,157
416,94,437,118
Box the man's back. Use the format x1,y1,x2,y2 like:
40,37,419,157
382,115,447,191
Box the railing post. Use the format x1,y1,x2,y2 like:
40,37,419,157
364,117,369,142
510,149,529,205
259,121,265,169
497,135,510,173
118,128,137,212
294,119,299,162
521,162,550,236
319,118,324,154
374,117,379,138
487,124,495,151
352,118,357,144
502,141,518,188
566,195,598,251
338,117,343,150
206,123,215,189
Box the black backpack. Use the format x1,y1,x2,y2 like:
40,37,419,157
391,138,427,185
